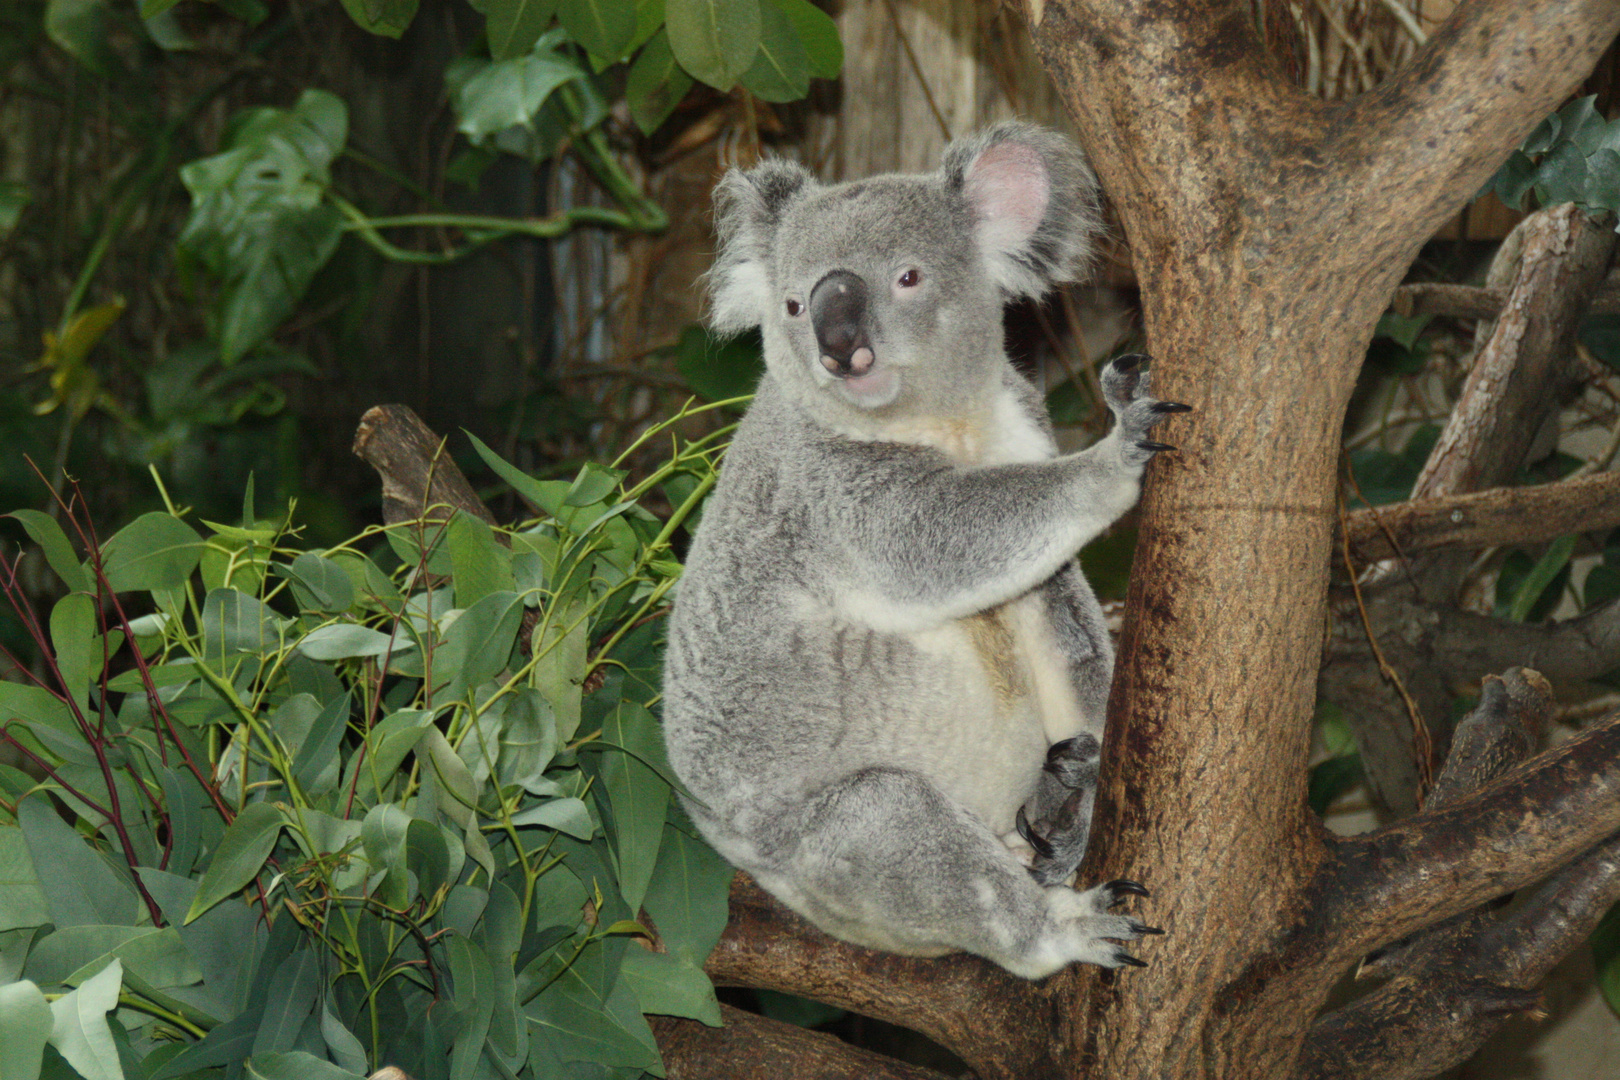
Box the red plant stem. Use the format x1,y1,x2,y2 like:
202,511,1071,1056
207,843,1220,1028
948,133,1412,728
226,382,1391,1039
0,725,113,818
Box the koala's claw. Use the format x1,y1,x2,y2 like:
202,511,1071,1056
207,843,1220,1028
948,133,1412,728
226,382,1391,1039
1138,440,1176,453
1107,879,1150,900
1132,921,1167,936
1151,401,1193,414
1111,352,1147,372
1015,806,1056,859
1115,953,1150,968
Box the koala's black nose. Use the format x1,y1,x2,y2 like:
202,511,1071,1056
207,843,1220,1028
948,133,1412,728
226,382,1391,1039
809,270,875,377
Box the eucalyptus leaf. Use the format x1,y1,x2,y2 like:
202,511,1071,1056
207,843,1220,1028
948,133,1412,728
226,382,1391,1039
46,958,123,1080
186,802,285,923
0,979,52,1080
101,514,204,593
17,797,139,929
7,510,90,593
337,0,417,37
487,0,559,60
0,828,52,932
770,0,840,78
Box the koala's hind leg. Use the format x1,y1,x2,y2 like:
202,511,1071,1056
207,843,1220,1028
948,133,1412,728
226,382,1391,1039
788,766,1153,978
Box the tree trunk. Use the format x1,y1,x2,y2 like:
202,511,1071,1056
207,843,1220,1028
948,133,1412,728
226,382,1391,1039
1022,0,1620,1075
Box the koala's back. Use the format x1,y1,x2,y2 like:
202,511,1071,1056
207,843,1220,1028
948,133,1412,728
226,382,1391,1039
663,375,1083,876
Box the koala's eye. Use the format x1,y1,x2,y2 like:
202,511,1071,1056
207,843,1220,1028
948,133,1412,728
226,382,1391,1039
897,268,921,289
786,298,803,317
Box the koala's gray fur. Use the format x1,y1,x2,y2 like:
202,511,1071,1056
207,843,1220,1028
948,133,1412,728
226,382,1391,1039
663,123,1180,979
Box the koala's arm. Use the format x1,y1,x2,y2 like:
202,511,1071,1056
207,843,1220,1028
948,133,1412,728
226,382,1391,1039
816,359,1180,625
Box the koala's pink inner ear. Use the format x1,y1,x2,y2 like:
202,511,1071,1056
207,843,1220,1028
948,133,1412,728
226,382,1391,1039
963,140,1052,254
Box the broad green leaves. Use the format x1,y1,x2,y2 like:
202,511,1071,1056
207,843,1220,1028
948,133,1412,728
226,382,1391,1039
179,90,348,365
1487,96,1620,223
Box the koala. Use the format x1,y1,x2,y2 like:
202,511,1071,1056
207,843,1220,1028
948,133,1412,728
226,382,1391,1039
662,123,1184,979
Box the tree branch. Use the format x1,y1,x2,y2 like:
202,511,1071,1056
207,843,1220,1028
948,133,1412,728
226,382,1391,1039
1339,0,1620,252
1322,709,1620,955
706,875,1052,1080
1296,671,1620,1079
1342,471,1620,562
1411,205,1616,505
1390,272,1620,322
650,1005,955,1080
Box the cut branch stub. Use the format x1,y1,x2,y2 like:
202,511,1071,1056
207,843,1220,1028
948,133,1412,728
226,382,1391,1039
353,403,496,527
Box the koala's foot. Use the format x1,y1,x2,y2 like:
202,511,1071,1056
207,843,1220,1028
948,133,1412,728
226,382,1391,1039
1018,735,1100,886
1037,879,1164,971
1101,354,1192,464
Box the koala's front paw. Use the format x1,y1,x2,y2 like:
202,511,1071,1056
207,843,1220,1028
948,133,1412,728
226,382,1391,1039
1047,878,1164,969
1101,354,1192,464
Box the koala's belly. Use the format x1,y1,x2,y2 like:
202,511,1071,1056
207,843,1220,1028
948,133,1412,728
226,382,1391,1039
854,592,1083,834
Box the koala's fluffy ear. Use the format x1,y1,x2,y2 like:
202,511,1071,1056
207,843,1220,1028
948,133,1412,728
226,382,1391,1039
941,122,1102,300
708,159,816,334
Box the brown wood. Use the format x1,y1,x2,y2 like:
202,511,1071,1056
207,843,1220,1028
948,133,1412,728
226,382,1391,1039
1342,471,1620,562
1020,1,1620,1077
652,1005,953,1080
352,403,496,527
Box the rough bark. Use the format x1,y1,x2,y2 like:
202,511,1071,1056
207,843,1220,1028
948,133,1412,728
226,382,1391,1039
1341,471,1620,562
353,403,497,528
650,1005,953,1080
1023,0,1620,1076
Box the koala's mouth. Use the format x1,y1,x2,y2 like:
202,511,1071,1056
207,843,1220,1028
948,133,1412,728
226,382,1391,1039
821,348,898,404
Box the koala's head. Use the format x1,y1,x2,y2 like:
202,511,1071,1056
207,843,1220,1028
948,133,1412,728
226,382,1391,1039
707,123,1101,428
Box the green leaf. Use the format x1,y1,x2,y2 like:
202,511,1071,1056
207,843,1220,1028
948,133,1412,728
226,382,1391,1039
245,1051,365,1080
642,823,731,967
739,0,808,103
0,980,52,1080
201,588,282,660
674,324,763,402
250,948,319,1055
277,552,355,613
447,934,496,1080
179,90,348,364
319,1005,368,1075
1595,899,1620,1019
361,803,412,906
405,817,453,897
1505,534,1577,623
45,0,115,75
487,0,559,60
289,692,350,796
6,511,89,593
0,181,30,239
0,828,52,932
563,462,628,508
665,0,761,91
556,0,636,61
336,0,418,37
430,590,524,705
17,798,140,929
49,593,97,708
496,689,559,794
620,948,721,1025
447,513,516,608
296,623,405,661
186,802,285,923
532,602,588,743
448,44,585,145
46,958,123,1080
597,701,669,911
770,0,839,79
418,727,483,827
101,513,204,593
626,30,694,136
508,797,594,839
465,431,573,516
